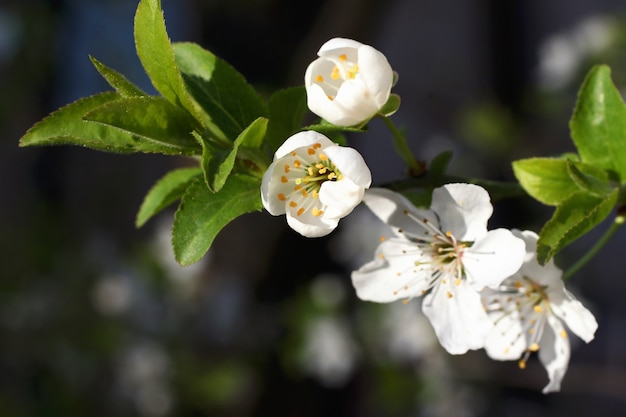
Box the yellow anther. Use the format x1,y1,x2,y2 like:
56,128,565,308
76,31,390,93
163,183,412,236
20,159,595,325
560,329,568,339
281,176,288,183
312,190,319,199
518,359,527,370
339,54,347,61
307,148,316,155
290,151,297,156
289,201,298,208
312,207,323,217
308,167,314,176
297,208,305,216
315,163,324,169
455,278,461,286
313,143,322,149
533,305,543,313
277,193,286,201
380,236,386,242
295,178,302,185
327,172,336,180
514,281,522,289
446,291,453,299
284,164,290,173
528,328,535,335
331,66,340,80
319,153,328,161
294,160,302,168
529,343,540,352
315,75,324,82
403,299,410,305
301,189,308,197
318,168,327,174
446,231,452,237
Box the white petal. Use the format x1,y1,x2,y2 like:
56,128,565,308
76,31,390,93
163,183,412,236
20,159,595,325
260,160,285,215
484,308,527,360
422,280,493,354
286,211,337,238
319,178,364,219
351,240,430,303
318,38,363,55
363,188,438,238
539,315,571,393
323,145,372,187
274,130,334,159
305,83,357,126
463,228,526,290
332,79,380,124
431,183,492,241
356,44,393,104
551,290,598,343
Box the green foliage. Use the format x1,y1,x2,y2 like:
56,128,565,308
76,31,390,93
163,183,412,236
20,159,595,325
266,87,308,153
537,189,619,264
84,96,201,155
514,64,626,264
89,56,147,97
19,92,187,154
136,166,202,227
172,175,263,266
173,42,269,143
570,65,626,181
512,157,611,206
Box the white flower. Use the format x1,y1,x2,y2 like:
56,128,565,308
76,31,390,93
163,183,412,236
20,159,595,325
304,37,394,126
351,184,526,354
261,130,371,237
482,230,598,393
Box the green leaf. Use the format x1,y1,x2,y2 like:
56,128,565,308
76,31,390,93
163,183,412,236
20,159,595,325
89,55,147,97
136,166,202,227
537,189,618,264
134,0,203,122
266,86,308,153
198,117,267,192
566,159,615,197
378,93,401,117
19,92,178,154
512,157,610,206
84,96,201,155
172,174,263,265
172,42,268,142
239,117,268,148
570,65,626,180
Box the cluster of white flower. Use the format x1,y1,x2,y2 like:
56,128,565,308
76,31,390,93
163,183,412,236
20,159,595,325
261,37,598,393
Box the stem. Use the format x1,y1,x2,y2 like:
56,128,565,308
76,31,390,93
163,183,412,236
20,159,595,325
563,213,625,280
379,115,424,176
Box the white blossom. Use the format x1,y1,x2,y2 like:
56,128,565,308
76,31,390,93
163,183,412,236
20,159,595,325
261,130,371,237
304,37,394,126
482,230,598,393
351,184,525,354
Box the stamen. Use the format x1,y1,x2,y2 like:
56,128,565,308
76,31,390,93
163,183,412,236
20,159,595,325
315,75,324,82
277,193,286,201
281,176,288,183
297,208,305,216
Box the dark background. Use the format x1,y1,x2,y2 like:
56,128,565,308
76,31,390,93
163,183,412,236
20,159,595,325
2,0,626,416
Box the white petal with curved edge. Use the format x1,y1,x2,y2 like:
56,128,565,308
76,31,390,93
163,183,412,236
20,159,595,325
422,280,493,354
351,240,430,303
431,183,492,241
356,45,393,103
539,315,571,393
286,211,337,238
318,37,363,55
332,79,380,124
363,188,438,238
260,161,285,215
484,311,527,360
319,178,364,220
551,291,598,343
463,228,526,290
323,145,372,187
274,130,334,159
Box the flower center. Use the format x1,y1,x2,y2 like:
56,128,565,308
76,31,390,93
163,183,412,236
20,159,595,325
314,54,360,100
276,142,343,218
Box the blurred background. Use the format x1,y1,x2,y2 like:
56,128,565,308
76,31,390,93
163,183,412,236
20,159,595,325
2,0,626,416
